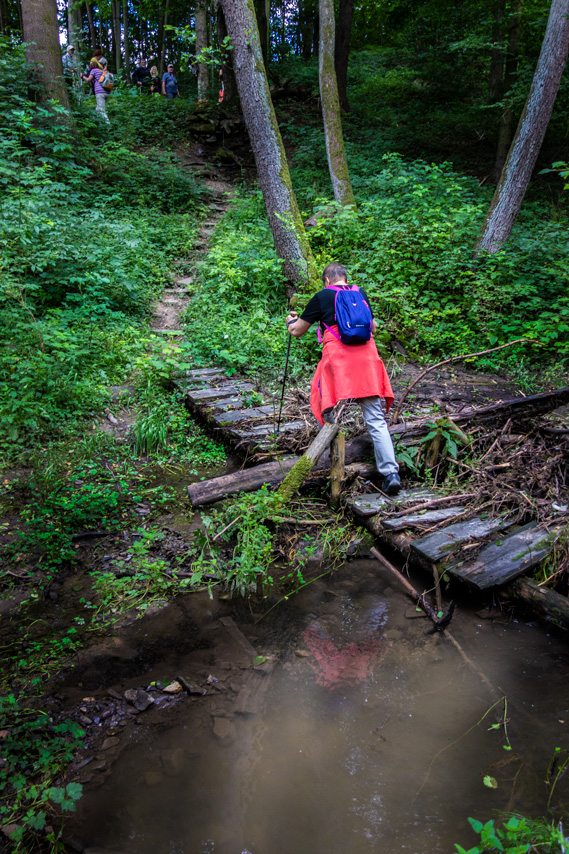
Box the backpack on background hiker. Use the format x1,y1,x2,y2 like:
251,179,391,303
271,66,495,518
98,67,114,91
318,283,373,346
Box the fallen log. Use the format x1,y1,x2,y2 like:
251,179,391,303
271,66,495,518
503,578,569,631
187,434,374,506
277,422,340,502
187,387,569,506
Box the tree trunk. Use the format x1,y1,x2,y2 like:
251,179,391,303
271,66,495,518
334,0,353,112
159,0,170,76
85,0,96,49
195,1,208,99
216,0,237,105
255,0,270,64
476,0,569,255
488,0,505,102
219,0,318,288
111,0,121,71
319,0,356,207
21,0,71,108
122,0,129,80
493,0,522,183
68,0,83,50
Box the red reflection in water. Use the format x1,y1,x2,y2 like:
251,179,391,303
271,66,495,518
303,626,391,689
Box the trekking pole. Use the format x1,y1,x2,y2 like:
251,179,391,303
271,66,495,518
276,295,297,434
276,334,292,435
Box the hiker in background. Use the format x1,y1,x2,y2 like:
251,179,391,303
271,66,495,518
285,262,401,495
162,64,180,99
149,66,161,95
82,56,112,123
83,48,104,94
132,58,151,92
62,45,78,86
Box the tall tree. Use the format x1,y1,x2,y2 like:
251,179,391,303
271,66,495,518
215,0,237,104
219,0,318,287
123,0,130,79
476,0,569,254
111,0,121,71
85,0,96,49
195,0,208,99
21,0,71,109
319,0,356,207
334,0,353,112
159,0,170,74
67,0,83,51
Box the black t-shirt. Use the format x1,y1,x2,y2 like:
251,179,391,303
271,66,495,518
133,66,151,86
300,286,373,334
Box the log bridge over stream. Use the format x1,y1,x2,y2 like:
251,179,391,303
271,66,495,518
176,367,569,630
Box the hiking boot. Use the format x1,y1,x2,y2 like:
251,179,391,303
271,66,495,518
382,473,401,496
323,408,336,425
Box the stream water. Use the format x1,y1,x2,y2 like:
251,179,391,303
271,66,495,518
66,558,569,854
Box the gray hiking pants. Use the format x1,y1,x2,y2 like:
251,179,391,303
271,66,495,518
95,92,110,123
358,396,399,476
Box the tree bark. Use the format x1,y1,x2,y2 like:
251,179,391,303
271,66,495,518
21,0,71,109
493,0,522,183
476,0,569,255
68,0,83,50
255,0,270,64
219,0,318,287
334,0,353,112
122,0,129,79
111,0,121,71
195,1,208,99
319,0,356,207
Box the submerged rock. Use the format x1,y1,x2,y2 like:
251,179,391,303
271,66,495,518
212,716,236,745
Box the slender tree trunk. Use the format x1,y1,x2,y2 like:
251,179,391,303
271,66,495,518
195,1,208,99
255,0,270,64
319,0,356,207
123,0,129,79
493,0,522,183
219,0,318,287
159,0,170,76
68,0,83,49
334,0,353,112
488,0,505,102
21,0,71,108
111,0,121,71
312,10,319,57
85,0,96,49
216,0,237,105
476,0,569,254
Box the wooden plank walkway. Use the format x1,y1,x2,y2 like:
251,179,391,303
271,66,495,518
174,367,306,455
347,489,558,591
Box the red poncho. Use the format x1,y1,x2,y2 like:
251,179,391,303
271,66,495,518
310,327,394,425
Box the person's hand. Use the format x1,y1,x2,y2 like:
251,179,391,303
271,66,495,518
286,311,298,326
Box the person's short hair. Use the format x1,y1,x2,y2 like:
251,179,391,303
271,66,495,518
140,59,147,64
99,57,108,66
322,262,348,284
93,47,103,57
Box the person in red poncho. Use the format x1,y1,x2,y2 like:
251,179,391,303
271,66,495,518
286,262,401,495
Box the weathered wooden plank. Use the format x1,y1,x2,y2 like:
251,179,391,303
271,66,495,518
447,523,557,589
209,396,269,412
188,383,255,403
411,516,508,563
187,367,224,377
230,420,304,439
383,506,466,531
348,489,438,518
214,406,274,425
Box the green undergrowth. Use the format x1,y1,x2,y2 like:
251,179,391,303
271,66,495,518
455,814,568,853
0,37,204,459
186,152,569,383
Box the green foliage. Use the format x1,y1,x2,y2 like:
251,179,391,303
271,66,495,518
455,815,566,854
0,37,201,454
0,693,84,850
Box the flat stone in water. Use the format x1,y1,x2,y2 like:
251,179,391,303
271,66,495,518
212,716,236,745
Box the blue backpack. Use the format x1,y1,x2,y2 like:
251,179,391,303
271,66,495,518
319,283,373,345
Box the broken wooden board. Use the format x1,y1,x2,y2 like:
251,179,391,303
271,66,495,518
348,489,437,518
411,516,509,563
447,523,557,589
214,405,274,425
382,506,466,531
188,383,255,403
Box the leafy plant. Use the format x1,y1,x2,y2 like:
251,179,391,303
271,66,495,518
455,815,567,854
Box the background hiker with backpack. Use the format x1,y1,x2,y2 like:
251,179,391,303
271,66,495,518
286,262,401,496
82,57,113,123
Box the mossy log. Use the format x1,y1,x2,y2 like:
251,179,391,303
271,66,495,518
505,578,569,631
277,422,340,503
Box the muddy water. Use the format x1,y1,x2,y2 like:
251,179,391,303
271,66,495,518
69,561,569,854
